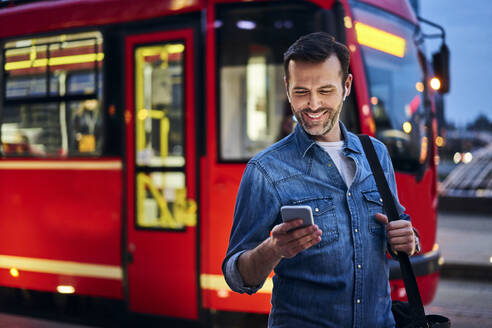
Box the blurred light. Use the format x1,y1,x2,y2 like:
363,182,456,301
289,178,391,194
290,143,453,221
453,152,461,164
402,121,412,134
349,44,357,52
490,256,492,264
463,152,473,164
5,53,104,71
397,287,406,298
370,97,378,105
362,104,370,116
419,137,428,164
415,82,424,93
435,136,444,147
10,268,19,278
355,21,405,58
438,256,445,266
430,77,441,91
57,285,75,294
434,154,440,165
237,20,256,30
214,20,223,28
217,289,229,298
16,40,32,47
167,44,184,54
344,16,353,29
432,243,439,252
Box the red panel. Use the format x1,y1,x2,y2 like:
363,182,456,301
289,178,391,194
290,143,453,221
202,289,271,313
125,29,198,319
391,272,440,305
0,160,123,299
395,170,437,253
0,0,203,39
0,269,123,299
0,164,122,265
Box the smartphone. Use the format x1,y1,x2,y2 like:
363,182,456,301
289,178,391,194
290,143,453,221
280,205,314,229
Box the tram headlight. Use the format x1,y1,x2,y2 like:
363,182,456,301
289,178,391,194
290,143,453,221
10,268,19,278
57,285,75,294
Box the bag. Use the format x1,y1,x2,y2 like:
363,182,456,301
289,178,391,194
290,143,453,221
358,135,450,328
392,301,450,328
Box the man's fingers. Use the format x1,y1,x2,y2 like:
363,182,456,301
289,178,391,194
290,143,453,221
283,232,322,258
374,213,388,225
388,235,414,246
273,219,303,233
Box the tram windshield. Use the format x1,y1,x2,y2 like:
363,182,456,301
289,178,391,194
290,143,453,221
352,3,431,174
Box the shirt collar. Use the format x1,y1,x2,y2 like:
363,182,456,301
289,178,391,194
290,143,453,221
294,121,361,158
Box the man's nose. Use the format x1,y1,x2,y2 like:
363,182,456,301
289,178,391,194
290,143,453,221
308,93,321,109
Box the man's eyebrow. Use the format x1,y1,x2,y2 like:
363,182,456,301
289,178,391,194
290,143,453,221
318,84,336,89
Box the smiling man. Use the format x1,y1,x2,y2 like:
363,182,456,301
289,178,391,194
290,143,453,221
222,32,419,328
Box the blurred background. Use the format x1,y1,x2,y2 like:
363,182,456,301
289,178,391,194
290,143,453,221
0,0,490,327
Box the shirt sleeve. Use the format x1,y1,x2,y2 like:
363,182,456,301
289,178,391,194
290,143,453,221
222,161,282,295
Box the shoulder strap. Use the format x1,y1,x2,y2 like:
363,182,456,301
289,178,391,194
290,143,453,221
358,134,428,327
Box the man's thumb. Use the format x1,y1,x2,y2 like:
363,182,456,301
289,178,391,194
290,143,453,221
374,213,389,225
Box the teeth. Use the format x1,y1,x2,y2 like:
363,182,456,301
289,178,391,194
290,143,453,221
306,112,323,119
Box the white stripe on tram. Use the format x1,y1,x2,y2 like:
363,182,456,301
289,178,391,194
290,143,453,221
0,255,123,280
0,161,122,170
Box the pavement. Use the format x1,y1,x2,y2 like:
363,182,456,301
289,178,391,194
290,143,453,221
437,210,492,281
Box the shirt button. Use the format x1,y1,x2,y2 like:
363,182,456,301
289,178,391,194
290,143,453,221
354,228,358,233
357,264,362,269
357,299,361,304
348,192,352,196
315,208,319,213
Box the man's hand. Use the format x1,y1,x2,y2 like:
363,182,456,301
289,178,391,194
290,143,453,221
374,213,416,256
269,219,323,259
237,219,322,288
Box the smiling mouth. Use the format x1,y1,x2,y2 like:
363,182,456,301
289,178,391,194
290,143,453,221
304,111,327,120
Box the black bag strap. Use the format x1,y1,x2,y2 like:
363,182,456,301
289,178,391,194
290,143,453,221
358,134,429,328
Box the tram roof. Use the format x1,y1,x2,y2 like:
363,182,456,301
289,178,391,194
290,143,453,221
0,0,418,40
0,0,203,39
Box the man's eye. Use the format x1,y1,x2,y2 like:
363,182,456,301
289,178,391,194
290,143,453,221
294,91,308,95
319,90,332,95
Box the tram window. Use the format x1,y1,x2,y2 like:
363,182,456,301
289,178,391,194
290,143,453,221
1,31,104,157
217,3,359,161
217,4,312,161
134,43,185,168
136,172,196,229
352,4,430,174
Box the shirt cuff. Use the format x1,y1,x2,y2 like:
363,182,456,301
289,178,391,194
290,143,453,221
224,250,265,295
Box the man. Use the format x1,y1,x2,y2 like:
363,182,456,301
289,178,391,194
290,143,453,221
222,32,419,328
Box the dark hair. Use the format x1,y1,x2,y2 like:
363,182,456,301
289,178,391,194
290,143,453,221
283,32,350,87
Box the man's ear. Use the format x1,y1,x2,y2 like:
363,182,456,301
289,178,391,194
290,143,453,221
344,73,353,98
284,76,291,103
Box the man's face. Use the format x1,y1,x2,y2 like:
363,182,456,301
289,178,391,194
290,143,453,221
286,55,352,141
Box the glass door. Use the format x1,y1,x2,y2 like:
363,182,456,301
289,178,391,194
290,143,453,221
124,29,198,319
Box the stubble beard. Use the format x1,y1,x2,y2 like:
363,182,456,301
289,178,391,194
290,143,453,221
292,99,343,139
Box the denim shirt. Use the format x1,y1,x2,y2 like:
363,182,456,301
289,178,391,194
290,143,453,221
223,122,407,328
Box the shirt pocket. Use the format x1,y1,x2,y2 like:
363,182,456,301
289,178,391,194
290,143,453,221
362,190,386,235
292,197,338,244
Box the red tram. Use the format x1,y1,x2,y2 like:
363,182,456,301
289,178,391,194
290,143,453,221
0,0,448,322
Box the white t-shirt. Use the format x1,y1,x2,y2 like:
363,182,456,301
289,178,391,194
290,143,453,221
316,140,356,188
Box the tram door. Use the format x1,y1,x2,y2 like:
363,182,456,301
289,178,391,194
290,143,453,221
124,30,198,319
